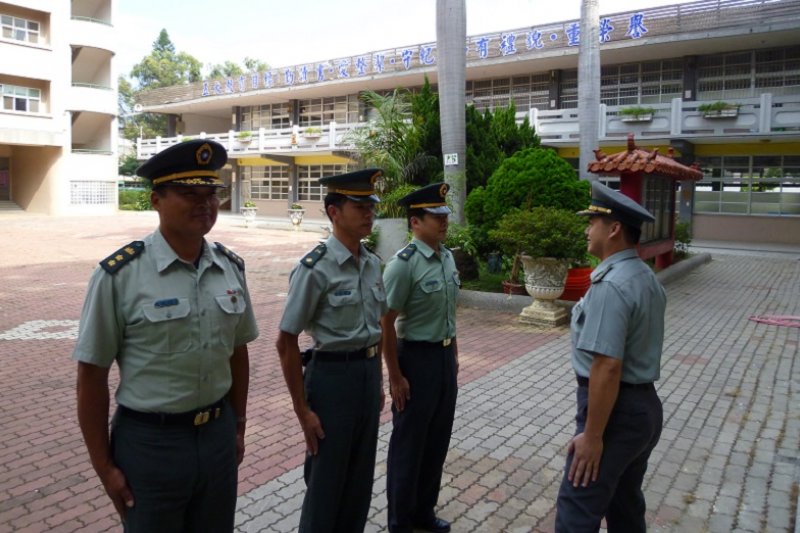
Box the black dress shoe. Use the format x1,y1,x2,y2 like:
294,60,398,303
414,517,451,533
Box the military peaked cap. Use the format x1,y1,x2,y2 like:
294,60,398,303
577,181,655,229
319,168,382,203
398,182,452,215
136,139,227,188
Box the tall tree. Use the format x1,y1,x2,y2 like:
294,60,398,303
130,29,202,89
578,0,600,181
436,0,467,223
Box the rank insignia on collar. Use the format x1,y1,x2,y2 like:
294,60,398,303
215,242,245,271
397,243,417,261
100,241,145,274
301,244,327,268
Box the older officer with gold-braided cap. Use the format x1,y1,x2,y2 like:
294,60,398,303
73,139,259,532
555,181,665,533
382,182,459,533
277,168,387,533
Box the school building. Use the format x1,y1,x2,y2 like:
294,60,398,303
0,0,117,215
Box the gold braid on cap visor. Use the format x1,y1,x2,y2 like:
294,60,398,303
330,188,376,196
410,202,447,208
585,205,613,215
152,170,220,186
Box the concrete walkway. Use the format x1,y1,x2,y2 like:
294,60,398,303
0,212,797,532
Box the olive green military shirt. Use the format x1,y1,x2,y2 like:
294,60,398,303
72,229,259,412
383,238,459,342
279,235,387,351
570,248,666,384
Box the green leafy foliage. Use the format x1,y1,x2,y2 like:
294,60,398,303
618,106,655,117
465,103,540,191
130,30,202,89
674,221,692,258
465,147,589,230
376,183,419,219
489,207,587,260
118,154,140,176
697,101,739,113
444,223,478,258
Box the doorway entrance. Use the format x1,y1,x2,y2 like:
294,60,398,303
0,158,9,201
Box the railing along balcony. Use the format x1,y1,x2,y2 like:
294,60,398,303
137,122,361,160
137,93,799,159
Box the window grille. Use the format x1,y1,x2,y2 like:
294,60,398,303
1,84,41,113
70,181,115,205
245,166,289,200
298,165,349,202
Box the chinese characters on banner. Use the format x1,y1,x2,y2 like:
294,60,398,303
202,14,648,97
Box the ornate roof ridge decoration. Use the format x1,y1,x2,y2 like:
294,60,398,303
588,134,703,181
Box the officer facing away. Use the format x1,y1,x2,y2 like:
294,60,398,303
276,168,388,533
73,140,259,532
555,181,667,532
382,182,459,533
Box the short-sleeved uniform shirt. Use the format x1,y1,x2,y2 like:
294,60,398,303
72,229,259,413
383,239,459,341
279,235,387,351
570,248,666,384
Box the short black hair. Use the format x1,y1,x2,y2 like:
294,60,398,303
405,207,428,230
621,223,642,245
323,193,348,221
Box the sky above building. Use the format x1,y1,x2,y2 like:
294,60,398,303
116,0,696,80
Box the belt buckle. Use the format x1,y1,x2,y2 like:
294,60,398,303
366,345,378,358
194,410,210,426
442,338,452,347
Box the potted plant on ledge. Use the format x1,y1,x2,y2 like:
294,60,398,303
490,206,587,327
241,200,258,227
698,101,740,118
288,202,305,230
236,130,254,147
302,126,322,141
618,105,656,123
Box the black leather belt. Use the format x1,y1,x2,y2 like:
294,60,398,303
576,375,653,390
400,338,454,348
118,397,226,426
313,344,379,362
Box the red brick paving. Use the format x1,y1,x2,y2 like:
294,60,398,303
0,213,555,532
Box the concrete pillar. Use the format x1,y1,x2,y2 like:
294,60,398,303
289,160,298,207
682,56,697,101
548,69,561,109
578,0,600,181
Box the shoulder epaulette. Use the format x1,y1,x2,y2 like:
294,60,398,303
100,241,144,274
215,242,245,271
592,265,612,283
301,244,327,268
397,243,417,261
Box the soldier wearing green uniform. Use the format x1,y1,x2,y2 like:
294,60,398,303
556,182,667,533
276,168,388,533
73,140,259,532
382,183,459,533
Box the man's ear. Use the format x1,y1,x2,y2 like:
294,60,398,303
608,220,623,239
150,190,160,210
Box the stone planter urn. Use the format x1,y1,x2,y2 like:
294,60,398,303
241,206,258,227
288,208,305,230
519,255,570,327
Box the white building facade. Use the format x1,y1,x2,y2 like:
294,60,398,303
137,0,800,244
0,0,117,215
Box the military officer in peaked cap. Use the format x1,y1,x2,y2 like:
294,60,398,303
555,181,666,533
382,182,459,533
276,168,387,532
73,139,259,532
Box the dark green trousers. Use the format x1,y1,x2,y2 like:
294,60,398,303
299,355,382,533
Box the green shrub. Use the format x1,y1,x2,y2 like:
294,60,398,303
444,223,478,258
376,183,418,219
674,221,692,258
697,101,739,113
466,147,589,230
489,207,587,260
618,106,655,118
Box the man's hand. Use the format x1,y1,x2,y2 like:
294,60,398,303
299,408,325,455
389,375,411,412
98,462,134,518
235,427,246,465
567,431,604,487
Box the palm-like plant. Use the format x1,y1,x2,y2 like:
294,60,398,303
348,89,437,193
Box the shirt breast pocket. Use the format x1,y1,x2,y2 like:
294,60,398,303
141,298,192,354
420,280,443,294
213,293,246,352
326,290,360,330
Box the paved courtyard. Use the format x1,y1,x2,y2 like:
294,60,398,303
0,211,797,532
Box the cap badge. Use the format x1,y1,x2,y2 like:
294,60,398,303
196,143,213,166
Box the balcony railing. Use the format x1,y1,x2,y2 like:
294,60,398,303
137,93,799,160
70,16,112,26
